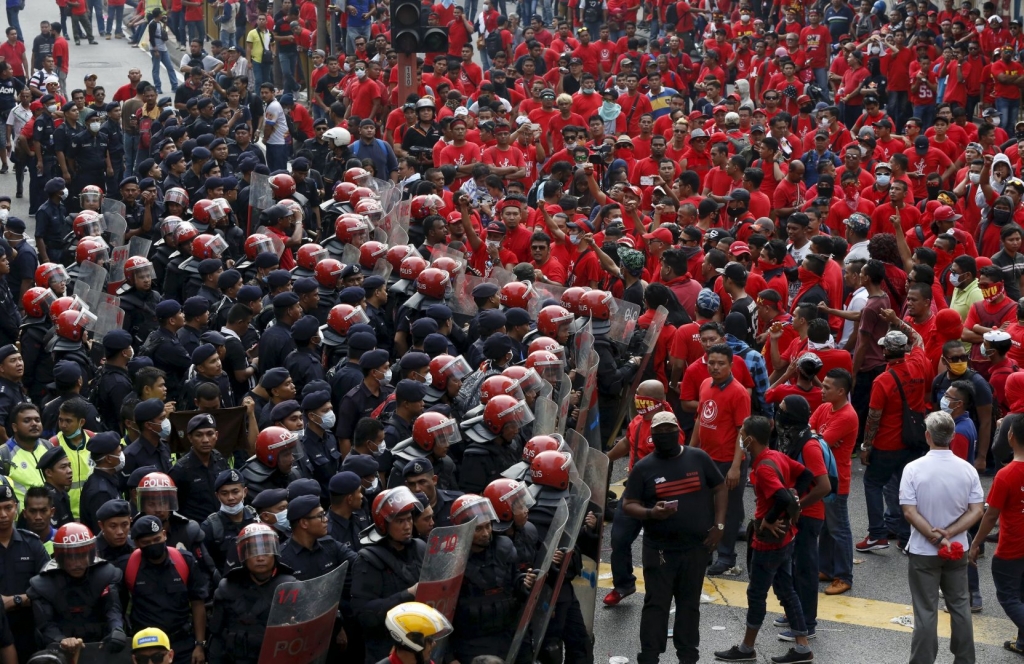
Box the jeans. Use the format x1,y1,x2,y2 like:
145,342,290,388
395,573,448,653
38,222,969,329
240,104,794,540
5,7,21,42
912,103,935,128
996,97,1020,133
887,89,909,133
746,542,806,634
186,19,204,44
637,543,709,664
464,0,478,25
818,494,853,584
151,49,179,93
278,51,299,94
219,28,235,49
517,0,535,22
714,456,748,567
883,475,903,537
863,448,914,542
842,103,862,133
812,67,829,102
852,366,884,447
87,0,106,35
792,516,823,630
108,4,124,35
169,10,185,44
253,60,273,90
610,504,643,591
992,555,1024,648
967,94,980,122
345,24,370,55
265,143,289,172
123,132,139,180
907,554,974,664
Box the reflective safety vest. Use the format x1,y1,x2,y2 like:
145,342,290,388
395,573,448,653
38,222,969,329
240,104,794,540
0,439,53,504
55,432,94,518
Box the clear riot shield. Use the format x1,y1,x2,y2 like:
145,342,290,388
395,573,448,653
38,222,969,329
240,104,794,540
79,642,133,664
257,562,348,664
75,261,108,311
488,266,514,287
530,480,593,661
340,243,360,267
388,224,409,247
372,227,388,244
572,320,594,374
128,236,153,259
565,429,589,474
531,281,567,318
248,172,273,234
532,395,559,436
555,376,572,436
573,450,610,636
416,520,475,622
373,258,392,282
93,295,125,339
607,306,669,450
450,274,496,321
103,213,127,248
107,245,129,286
577,348,601,450
606,297,642,346
506,500,569,664
101,197,126,218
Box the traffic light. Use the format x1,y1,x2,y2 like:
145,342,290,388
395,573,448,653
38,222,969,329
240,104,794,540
390,0,449,54
391,0,421,54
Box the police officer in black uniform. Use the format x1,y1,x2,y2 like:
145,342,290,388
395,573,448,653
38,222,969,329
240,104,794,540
327,471,368,552
125,515,209,664
201,469,257,574
19,283,53,405
279,494,356,580
210,270,243,330
37,446,74,527
182,343,236,410
93,330,135,433
295,390,338,501
384,380,425,452
79,432,124,534
170,413,231,523
141,300,193,402
327,330,376,412
194,258,223,307
177,296,209,358
401,458,462,528
40,361,99,436
71,113,110,200
335,349,395,449
123,399,173,479
258,290,301,374
0,344,26,439
284,315,324,396
0,482,50,663
0,247,18,351
34,176,68,265
95,499,134,572
101,103,124,195
118,260,162,350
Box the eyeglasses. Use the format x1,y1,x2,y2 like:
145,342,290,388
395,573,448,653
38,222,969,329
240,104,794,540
943,355,968,363
764,95,779,101
303,511,329,522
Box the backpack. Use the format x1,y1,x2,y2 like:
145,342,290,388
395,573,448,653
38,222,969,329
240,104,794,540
125,546,190,592
0,439,53,475
798,435,839,504
583,0,603,23
485,30,503,59
135,108,155,151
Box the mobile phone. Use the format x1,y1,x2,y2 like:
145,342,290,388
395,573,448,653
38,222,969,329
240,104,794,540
664,500,679,509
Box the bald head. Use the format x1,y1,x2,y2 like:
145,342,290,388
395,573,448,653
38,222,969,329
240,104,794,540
637,380,665,400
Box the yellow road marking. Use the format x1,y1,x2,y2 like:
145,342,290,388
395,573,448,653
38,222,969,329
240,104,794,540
597,563,1015,646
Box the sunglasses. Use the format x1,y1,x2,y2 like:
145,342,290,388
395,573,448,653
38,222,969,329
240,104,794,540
134,654,167,664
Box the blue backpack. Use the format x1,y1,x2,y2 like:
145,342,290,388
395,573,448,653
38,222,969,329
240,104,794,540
798,435,839,504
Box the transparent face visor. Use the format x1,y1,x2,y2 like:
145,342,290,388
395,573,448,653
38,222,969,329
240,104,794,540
127,262,157,281
43,264,69,285
514,367,545,395
205,234,229,257
84,243,109,264
138,487,179,513
206,203,227,222
160,216,184,237
74,308,99,330
68,295,87,312
267,430,300,453
33,289,57,312
350,227,370,245
534,339,566,361
379,486,421,523
361,203,383,226
441,355,473,381
237,530,280,561
452,498,499,526
427,417,461,446
502,380,525,402
79,191,102,204
309,247,329,265
174,222,197,243
345,306,371,326
77,218,102,237
213,198,232,217
250,237,275,257
498,482,535,520
165,189,189,207
55,541,97,569
533,359,564,385
497,399,535,428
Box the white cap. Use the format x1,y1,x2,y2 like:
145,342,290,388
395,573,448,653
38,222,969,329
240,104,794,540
651,411,679,428
984,329,1012,343
454,106,469,117
43,76,59,85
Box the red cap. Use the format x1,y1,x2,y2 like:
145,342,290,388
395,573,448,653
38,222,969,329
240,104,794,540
29,100,42,111
643,227,674,244
730,241,751,257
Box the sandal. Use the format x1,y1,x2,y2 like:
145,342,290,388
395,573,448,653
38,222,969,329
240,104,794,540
1004,641,1024,656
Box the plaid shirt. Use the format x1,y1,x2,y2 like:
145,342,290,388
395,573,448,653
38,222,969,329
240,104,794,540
726,334,773,419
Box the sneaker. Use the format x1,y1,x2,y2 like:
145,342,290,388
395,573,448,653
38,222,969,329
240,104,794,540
824,579,852,595
713,646,757,662
855,537,889,552
779,629,816,642
898,541,909,555
602,587,635,606
75,40,81,46
771,648,814,663
115,33,124,39
773,616,789,628
105,33,111,39
707,560,739,576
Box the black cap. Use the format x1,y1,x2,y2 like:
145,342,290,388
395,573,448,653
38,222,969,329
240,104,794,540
186,413,217,435
134,398,165,424
131,515,164,540
403,457,435,478
36,446,68,471
251,487,288,510
214,469,245,490
286,494,321,521
287,478,321,500
328,471,361,495
96,499,131,521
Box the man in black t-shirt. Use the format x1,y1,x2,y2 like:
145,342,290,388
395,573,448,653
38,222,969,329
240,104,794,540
622,410,727,664
314,58,344,116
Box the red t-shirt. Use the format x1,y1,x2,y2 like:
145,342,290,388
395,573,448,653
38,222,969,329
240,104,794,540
0,41,26,78
750,449,806,550
347,77,382,120
810,401,858,495
987,460,1024,559
868,347,930,451
797,434,828,520
696,376,751,463
565,249,602,288
765,383,823,413
992,58,1023,101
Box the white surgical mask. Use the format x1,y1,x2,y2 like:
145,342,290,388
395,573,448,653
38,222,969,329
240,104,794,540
940,396,955,413
991,117,1001,126
221,501,244,515
112,451,125,472
61,188,68,200
319,410,336,429
486,239,501,250
159,418,171,440
274,511,290,529
582,87,594,94
569,234,580,245
969,172,981,184
0,209,9,223
741,13,750,21
949,272,961,286
46,104,57,113
977,24,986,32
89,122,101,132
356,69,366,78
869,45,880,54
876,174,891,187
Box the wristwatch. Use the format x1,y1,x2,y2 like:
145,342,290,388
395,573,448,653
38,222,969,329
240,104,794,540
716,523,725,531
12,595,21,606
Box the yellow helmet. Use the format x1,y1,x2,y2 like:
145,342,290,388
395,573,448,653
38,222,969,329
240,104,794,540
384,602,453,652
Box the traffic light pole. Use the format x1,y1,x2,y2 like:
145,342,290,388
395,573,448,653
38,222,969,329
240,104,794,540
396,52,417,109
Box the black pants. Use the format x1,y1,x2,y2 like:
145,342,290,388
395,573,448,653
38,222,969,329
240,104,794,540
638,543,710,664
714,457,748,567
852,366,885,447
542,585,590,664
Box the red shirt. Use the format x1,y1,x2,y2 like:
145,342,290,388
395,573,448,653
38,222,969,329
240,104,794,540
903,146,953,202
992,58,1023,100
670,321,704,366
765,383,823,413
868,347,930,451
800,25,831,69
796,434,828,520
346,78,382,120
565,249,602,288
696,376,751,463
534,257,566,284
772,177,805,212
987,460,1024,559
750,449,806,550
810,402,858,495
0,41,25,78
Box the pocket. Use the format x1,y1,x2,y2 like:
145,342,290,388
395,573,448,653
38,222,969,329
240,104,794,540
641,546,663,569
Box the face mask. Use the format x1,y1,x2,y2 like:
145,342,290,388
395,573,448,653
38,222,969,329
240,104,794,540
89,122,100,132
356,69,366,78
798,266,817,283
371,441,387,458
602,101,616,110
486,239,501,251
112,451,125,472
581,87,594,94
61,188,68,200
569,234,580,245
565,140,577,150
820,118,830,127
869,45,880,54
634,396,661,414
757,258,776,271
969,172,981,184
844,184,859,199
651,431,680,458
141,542,165,560
274,511,290,529
221,501,244,515
940,396,955,413
159,418,171,440
876,174,891,187
800,104,814,114
382,368,393,384
0,209,8,223
949,272,961,287
859,145,869,157
926,185,940,199
68,427,82,440
46,104,57,113
947,360,969,376
983,282,1005,300
319,410,336,429
727,206,743,218
977,24,985,32
993,208,1012,224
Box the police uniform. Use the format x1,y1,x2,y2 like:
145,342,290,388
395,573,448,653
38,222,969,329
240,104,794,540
365,302,393,354
208,562,297,664
151,242,175,286
93,364,134,434
119,286,162,349
240,458,299,502
285,346,324,397
351,537,426,663
37,446,74,527
279,501,357,583
328,358,366,414
80,457,122,535
123,434,173,478
71,128,109,196
27,558,125,650
0,485,50,663
102,115,124,195
201,506,258,574
51,338,95,389
170,447,231,524
182,370,237,410
258,317,298,375
141,319,193,402
163,251,189,304
20,315,53,404
31,115,58,217
177,324,204,358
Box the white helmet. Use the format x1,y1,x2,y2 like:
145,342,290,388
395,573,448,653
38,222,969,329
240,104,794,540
323,127,352,147
415,97,436,110
385,602,453,652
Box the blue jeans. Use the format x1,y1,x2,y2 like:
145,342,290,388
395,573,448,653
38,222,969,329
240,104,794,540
792,516,823,630
912,104,935,129
517,0,535,21
992,555,1024,648
108,5,124,36
253,60,273,90
265,143,289,173
863,447,914,542
887,90,909,133
746,542,806,634
818,494,853,585
346,24,370,55
87,0,106,35
5,7,21,42
123,132,139,180
996,97,1020,134
883,474,902,537
278,51,299,94
610,503,643,591
187,19,204,44
130,21,145,44
169,10,185,44
151,49,179,93
812,67,829,102
219,28,235,49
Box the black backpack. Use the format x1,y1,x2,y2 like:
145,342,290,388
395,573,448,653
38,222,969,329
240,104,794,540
485,30,503,59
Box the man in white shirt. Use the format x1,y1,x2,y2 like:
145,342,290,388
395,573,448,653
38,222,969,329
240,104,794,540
259,82,288,172
899,411,984,664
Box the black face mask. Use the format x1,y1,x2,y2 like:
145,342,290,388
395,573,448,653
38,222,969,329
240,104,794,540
141,542,165,561
818,187,833,199
927,185,940,200
727,206,744,218
993,208,1012,225
651,431,680,458
800,104,814,114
